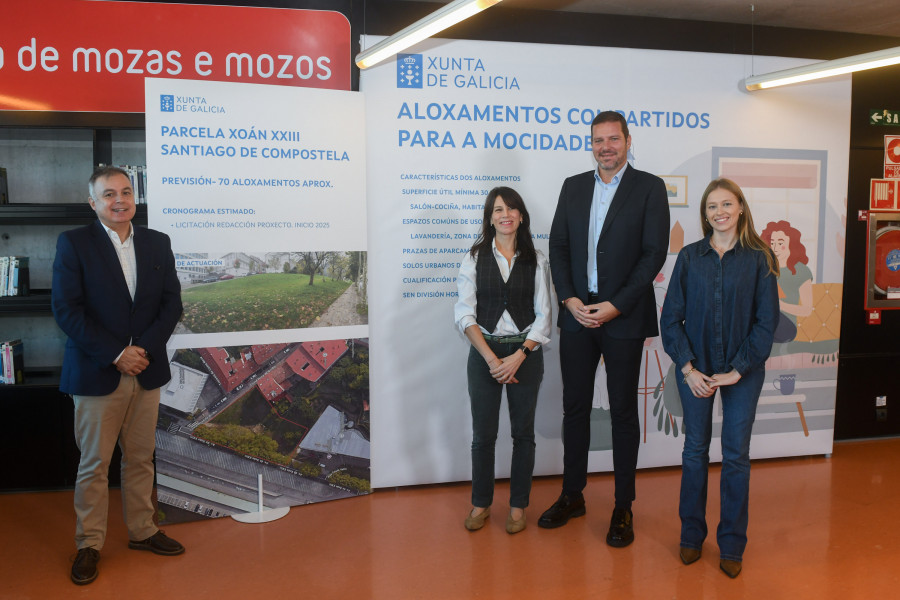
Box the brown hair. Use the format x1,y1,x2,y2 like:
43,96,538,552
700,178,778,277
590,110,629,139
761,220,809,275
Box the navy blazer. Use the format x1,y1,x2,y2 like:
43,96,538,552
549,164,670,339
52,220,183,396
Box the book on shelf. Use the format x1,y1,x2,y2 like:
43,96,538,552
0,256,7,295
0,167,8,204
1,256,30,297
1,339,25,385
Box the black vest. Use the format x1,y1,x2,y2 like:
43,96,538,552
475,249,536,333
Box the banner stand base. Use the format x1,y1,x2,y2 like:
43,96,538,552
232,506,290,524
231,473,290,524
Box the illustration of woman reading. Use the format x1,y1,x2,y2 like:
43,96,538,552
761,221,812,343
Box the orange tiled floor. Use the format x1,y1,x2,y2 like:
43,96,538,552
2,438,900,599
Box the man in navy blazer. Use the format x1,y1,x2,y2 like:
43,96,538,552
540,112,670,546
52,166,184,585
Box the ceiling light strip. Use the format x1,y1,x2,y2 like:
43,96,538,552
745,46,900,90
356,0,502,70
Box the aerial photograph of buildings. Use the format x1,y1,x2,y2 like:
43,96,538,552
155,338,370,523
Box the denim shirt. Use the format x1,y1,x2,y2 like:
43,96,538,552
660,236,779,376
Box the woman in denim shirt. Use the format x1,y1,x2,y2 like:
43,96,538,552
660,178,779,578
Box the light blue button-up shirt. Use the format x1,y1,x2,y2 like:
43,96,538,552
587,163,627,293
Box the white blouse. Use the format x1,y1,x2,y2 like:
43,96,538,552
454,238,552,347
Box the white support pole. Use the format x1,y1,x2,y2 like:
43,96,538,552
257,473,264,511
232,473,290,524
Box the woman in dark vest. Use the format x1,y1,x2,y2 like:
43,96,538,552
454,186,552,534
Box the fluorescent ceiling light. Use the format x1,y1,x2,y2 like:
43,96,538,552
356,0,502,69
745,46,900,91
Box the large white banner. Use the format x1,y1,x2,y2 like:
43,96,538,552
363,38,849,488
146,79,370,522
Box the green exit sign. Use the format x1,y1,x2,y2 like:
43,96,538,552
870,109,900,126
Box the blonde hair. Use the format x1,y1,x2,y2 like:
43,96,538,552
700,178,778,277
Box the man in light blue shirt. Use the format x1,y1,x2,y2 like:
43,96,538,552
543,111,670,548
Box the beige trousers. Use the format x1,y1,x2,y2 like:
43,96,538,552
72,375,160,550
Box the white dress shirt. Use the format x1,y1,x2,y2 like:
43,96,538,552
99,222,136,364
100,222,137,300
454,238,552,346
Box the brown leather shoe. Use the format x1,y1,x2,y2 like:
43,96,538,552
720,559,742,578
71,547,100,585
506,510,526,534
128,530,185,556
680,546,701,565
464,507,490,531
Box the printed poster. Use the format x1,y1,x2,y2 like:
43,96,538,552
362,37,850,488
146,78,369,522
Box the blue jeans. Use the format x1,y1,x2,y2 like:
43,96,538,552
677,365,764,562
467,341,543,509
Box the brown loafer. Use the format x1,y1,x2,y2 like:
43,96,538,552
128,530,185,556
506,510,526,534
464,507,490,531
71,548,100,585
720,559,742,578
680,546,701,565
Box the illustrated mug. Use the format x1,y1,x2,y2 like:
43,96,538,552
773,373,796,395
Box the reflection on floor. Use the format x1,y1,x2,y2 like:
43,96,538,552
3,438,900,599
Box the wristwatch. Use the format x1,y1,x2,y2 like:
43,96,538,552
519,345,531,356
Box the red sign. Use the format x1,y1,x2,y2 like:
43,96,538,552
886,136,900,166
870,179,899,210
867,309,882,325
0,0,350,113
886,165,900,179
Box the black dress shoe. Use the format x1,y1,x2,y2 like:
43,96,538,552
606,507,634,547
71,547,100,585
537,492,585,529
128,530,185,556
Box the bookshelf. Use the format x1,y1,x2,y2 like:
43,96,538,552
0,126,147,379
0,202,147,225
0,123,140,489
